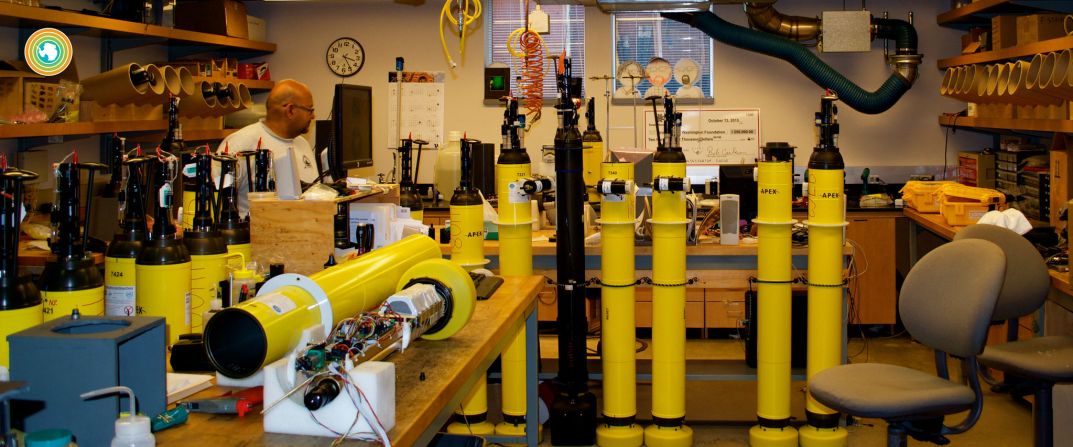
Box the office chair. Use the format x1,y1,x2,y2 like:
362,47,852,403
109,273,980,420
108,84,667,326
809,239,1006,447
955,224,1073,447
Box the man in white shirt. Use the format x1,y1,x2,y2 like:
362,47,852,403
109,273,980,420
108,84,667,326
217,79,320,216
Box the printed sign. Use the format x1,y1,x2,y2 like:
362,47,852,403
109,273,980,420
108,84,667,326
643,109,761,165
24,28,73,76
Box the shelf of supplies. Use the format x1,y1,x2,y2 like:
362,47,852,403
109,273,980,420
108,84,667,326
937,35,1073,68
937,0,1073,29
191,77,274,92
0,3,275,54
0,120,167,138
938,114,1073,133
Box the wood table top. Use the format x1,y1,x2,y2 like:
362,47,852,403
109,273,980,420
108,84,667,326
155,275,544,447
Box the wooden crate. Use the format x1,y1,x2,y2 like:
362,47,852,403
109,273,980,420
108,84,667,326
249,185,400,276
1016,13,1066,46
991,15,1019,49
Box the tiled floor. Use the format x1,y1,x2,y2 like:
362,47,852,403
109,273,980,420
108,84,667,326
482,334,1041,446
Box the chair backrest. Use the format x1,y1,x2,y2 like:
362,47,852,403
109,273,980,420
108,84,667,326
953,224,1050,321
899,239,1006,358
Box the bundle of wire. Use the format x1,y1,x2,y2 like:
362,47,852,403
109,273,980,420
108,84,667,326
507,26,545,126
287,305,410,446
439,0,482,68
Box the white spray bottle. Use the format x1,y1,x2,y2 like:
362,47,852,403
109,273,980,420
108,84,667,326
80,386,155,447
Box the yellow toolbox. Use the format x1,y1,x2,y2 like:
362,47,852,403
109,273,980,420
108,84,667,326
900,181,955,213
937,183,1007,226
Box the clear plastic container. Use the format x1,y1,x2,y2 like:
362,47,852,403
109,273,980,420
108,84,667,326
435,131,463,202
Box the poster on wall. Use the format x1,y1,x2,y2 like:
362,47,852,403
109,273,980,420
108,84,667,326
387,71,445,148
642,108,760,165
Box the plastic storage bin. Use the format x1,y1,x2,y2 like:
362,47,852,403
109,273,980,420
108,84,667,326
899,181,955,213
937,184,1007,226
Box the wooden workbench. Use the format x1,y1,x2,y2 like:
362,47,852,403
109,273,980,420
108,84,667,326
17,240,104,267
155,275,544,447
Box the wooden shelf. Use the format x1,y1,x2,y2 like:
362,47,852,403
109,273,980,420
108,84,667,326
937,0,1073,29
191,77,274,92
938,114,1073,133
0,3,275,54
938,35,1073,68
183,128,238,141
0,120,166,138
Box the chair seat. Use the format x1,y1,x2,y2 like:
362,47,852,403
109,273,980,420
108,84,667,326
809,363,976,419
979,335,1073,382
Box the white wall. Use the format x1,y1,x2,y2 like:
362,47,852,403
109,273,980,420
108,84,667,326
1,1,992,182
248,0,991,181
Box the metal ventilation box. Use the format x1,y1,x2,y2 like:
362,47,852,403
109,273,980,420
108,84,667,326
821,10,872,52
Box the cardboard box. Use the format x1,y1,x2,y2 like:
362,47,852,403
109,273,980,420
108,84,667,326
1017,13,1067,45
992,15,1019,49
175,0,248,39
246,15,265,41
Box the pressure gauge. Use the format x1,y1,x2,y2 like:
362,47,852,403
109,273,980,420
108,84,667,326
644,57,672,98
615,61,644,98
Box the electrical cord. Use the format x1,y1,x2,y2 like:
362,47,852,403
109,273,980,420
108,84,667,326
439,0,482,68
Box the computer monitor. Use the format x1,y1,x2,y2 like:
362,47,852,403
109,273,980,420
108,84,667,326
718,164,758,223
329,84,373,180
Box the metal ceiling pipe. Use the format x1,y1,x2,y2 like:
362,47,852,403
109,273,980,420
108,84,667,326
664,10,919,114
745,2,820,42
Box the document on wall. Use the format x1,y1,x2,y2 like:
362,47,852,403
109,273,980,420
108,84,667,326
643,108,761,165
387,71,445,149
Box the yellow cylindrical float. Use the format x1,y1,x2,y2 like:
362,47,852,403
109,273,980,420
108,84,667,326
450,204,486,269
105,256,138,316
494,154,535,440
597,161,644,447
800,94,848,447
582,98,605,203
204,235,444,378
447,138,495,436
0,304,41,368
645,156,693,447
41,287,104,321
750,144,799,447
136,262,191,344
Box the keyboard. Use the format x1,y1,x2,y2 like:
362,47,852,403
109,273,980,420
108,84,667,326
471,274,504,301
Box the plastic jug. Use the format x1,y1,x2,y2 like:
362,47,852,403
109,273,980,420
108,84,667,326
80,386,155,447
435,131,463,202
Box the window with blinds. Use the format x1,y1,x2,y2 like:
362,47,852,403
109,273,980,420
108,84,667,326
613,12,713,100
485,1,585,99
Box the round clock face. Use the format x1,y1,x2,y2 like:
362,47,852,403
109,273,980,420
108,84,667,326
326,37,365,77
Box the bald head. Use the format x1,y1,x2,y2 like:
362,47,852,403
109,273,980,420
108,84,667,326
264,79,315,138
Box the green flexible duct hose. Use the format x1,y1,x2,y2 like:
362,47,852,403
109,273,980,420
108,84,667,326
664,11,916,115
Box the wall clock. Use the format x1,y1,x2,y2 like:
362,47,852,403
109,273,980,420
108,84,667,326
326,37,365,77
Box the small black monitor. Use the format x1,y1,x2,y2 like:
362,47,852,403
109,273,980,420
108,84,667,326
718,165,758,223
329,84,373,180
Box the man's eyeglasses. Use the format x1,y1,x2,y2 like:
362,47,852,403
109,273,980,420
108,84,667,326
288,103,315,115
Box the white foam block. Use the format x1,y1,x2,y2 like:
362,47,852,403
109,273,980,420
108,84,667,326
263,360,395,438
